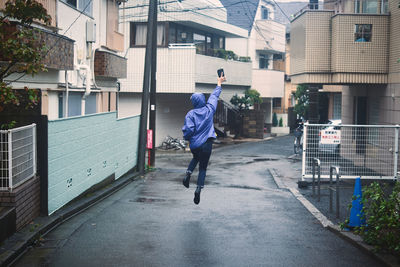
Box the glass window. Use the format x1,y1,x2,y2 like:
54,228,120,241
62,0,92,16
194,33,206,55
273,98,281,108
168,23,176,44
261,6,269,19
176,26,193,43
130,23,166,47
355,24,372,42
259,54,269,69
354,0,378,13
78,0,93,16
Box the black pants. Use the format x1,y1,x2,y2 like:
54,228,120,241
187,138,213,187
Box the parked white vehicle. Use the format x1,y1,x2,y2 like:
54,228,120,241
319,119,342,155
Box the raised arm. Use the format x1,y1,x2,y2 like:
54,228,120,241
207,76,226,112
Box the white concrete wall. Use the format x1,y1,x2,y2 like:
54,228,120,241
118,93,142,118
252,69,284,97
195,54,252,86
120,47,196,93
226,38,249,57
121,47,252,93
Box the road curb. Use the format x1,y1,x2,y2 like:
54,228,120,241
0,172,141,267
268,168,399,267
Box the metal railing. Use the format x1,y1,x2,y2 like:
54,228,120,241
329,166,340,218
0,124,36,191
214,100,242,137
312,158,321,201
302,123,400,180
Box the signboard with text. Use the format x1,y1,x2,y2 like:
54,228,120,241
147,129,153,149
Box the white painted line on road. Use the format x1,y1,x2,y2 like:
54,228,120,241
269,168,334,228
288,187,334,228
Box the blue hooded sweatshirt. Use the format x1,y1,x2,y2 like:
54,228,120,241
182,86,222,149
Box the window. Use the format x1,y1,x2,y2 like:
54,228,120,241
61,0,93,16
273,98,281,108
193,33,206,54
259,54,269,69
355,24,372,42
130,23,166,47
261,6,269,19
354,0,378,14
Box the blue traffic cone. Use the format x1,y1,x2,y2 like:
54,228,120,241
348,177,365,227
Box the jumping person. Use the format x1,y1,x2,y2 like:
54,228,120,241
182,75,226,204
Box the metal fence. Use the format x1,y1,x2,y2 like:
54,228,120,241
0,124,36,191
302,123,399,180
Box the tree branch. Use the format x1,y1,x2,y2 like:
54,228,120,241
0,61,17,82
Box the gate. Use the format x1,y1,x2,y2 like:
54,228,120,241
302,123,399,180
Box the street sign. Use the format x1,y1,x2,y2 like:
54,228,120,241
320,129,341,144
147,129,153,149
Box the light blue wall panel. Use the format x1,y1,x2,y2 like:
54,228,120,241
48,112,140,215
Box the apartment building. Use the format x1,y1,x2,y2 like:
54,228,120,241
119,0,252,145
2,0,127,120
290,0,399,126
221,0,286,129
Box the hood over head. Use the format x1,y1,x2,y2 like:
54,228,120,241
190,93,206,108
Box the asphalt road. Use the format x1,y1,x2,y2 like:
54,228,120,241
13,136,383,267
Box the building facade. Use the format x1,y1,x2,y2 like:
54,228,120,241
119,0,252,145
290,0,399,126
2,0,127,120
222,0,286,128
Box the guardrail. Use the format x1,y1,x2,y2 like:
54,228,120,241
0,124,36,191
329,166,340,218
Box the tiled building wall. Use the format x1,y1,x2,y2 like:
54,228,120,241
331,14,389,74
290,14,306,75
305,11,333,73
388,0,400,83
47,112,140,215
0,177,40,230
94,51,127,78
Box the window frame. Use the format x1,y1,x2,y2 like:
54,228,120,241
354,24,372,42
130,22,168,48
61,0,93,17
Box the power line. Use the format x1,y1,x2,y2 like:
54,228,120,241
6,0,94,84
270,0,291,22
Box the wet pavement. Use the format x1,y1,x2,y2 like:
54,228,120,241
13,136,383,266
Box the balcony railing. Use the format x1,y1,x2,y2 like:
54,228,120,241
0,124,36,192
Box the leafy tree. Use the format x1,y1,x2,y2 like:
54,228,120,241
294,84,309,119
0,0,51,128
230,89,263,111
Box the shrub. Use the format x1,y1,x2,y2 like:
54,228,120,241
279,117,283,127
272,113,278,127
355,182,400,256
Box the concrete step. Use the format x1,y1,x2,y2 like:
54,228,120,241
0,207,16,243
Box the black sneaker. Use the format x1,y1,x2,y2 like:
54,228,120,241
183,171,191,188
194,187,201,205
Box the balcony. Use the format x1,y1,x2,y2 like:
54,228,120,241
0,23,74,70
290,10,390,84
120,46,252,93
252,69,284,98
254,20,286,53
94,50,127,79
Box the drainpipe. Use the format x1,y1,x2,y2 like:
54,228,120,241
76,64,91,115
65,70,69,117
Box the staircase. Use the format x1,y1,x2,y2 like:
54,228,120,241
214,100,243,138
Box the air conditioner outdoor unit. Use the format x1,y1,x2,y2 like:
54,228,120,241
86,20,96,43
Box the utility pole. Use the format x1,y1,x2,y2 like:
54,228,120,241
138,0,157,175
149,0,158,166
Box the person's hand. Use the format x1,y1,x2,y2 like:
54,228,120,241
217,76,226,86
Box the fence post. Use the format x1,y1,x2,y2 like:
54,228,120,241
301,122,308,181
33,124,37,175
394,126,399,180
8,129,12,191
